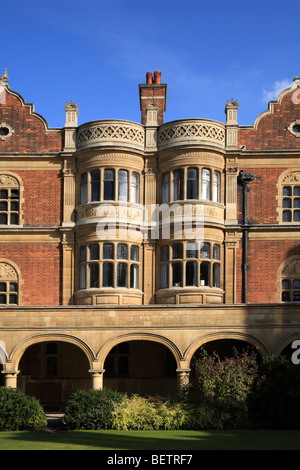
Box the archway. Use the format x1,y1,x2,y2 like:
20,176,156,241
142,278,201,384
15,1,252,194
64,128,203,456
17,341,91,411
103,340,178,396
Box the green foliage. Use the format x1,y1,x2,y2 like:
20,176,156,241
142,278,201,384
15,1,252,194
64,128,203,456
0,387,47,431
249,355,300,428
185,347,259,427
62,388,125,430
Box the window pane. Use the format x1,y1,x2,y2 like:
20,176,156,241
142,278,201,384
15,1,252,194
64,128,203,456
282,291,290,301
102,263,114,287
294,186,300,196
10,201,19,212
10,190,19,199
103,243,114,259
160,264,169,289
294,198,300,208
80,173,88,204
213,244,220,260
282,279,290,289
9,282,18,293
200,261,210,286
172,243,183,259
89,264,99,288
130,245,139,261
117,263,127,287
186,261,197,286
131,172,140,204
293,292,300,301
283,210,291,222
162,172,170,203
118,170,128,202
200,242,210,259
10,213,19,225
186,242,198,258
117,244,128,260
213,263,220,288
0,213,7,224
130,264,139,289
0,190,8,199
0,201,7,211
0,294,6,304
283,186,291,196
201,168,211,200
91,170,100,201
293,210,300,222
283,198,291,208
160,245,169,261
186,168,198,200
293,279,300,289
9,294,17,304
89,244,99,260
0,283,6,292
213,171,221,202
104,169,115,200
173,169,184,200
172,262,182,287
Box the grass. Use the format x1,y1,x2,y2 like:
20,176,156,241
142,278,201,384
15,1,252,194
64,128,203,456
0,429,300,450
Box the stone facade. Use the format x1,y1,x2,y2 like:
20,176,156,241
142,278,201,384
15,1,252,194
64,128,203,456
1,69,300,410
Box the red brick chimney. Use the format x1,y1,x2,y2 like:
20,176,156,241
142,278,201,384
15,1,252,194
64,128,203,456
139,70,167,125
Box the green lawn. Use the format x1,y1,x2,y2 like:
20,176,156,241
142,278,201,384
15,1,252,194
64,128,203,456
0,429,300,450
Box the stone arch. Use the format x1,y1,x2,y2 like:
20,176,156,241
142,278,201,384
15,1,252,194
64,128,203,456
273,332,300,356
183,331,269,366
97,332,183,368
8,333,96,370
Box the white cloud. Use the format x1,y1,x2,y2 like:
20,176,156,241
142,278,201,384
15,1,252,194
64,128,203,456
262,79,292,102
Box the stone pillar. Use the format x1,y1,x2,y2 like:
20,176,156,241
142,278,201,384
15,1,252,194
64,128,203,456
61,230,75,305
225,98,239,149
89,369,105,390
176,368,191,394
2,370,19,388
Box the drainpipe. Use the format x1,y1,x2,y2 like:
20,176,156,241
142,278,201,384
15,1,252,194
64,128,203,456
238,170,255,303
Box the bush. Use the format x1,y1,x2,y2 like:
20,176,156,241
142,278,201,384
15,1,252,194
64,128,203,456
0,387,47,431
185,347,259,427
63,388,125,430
249,355,300,428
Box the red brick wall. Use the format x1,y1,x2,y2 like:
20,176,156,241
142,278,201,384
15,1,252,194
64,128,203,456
238,88,300,150
0,89,63,153
17,170,62,227
237,167,286,224
0,243,61,305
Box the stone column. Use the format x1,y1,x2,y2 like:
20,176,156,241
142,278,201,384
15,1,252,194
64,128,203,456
89,369,105,390
176,368,191,394
2,370,19,388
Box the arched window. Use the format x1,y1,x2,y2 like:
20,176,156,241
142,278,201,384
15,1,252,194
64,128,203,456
0,261,20,305
0,174,21,225
280,258,300,302
279,172,300,223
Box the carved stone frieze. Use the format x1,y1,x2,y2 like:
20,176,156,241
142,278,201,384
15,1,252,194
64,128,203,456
158,120,225,150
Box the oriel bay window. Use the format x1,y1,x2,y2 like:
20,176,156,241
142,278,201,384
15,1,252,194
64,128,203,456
78,242,140,290
159,241,221,289
79,169,140,204
161,167,221,203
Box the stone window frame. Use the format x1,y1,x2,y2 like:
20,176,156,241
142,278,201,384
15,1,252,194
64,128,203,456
160,165,221,204
0,122,14,141
277,257,300,303
0,172,24,226
0,260,22,306
79,167,141,205
159,240,221,290
287,119,300,137
78,241,141,291
277,170,300,223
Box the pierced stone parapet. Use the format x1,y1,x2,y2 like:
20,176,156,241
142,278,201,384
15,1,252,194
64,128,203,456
77,120,145,151
158,119,225,150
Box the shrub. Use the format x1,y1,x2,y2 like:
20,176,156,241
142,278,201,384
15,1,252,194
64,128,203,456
63,388,125,430
0,387,47,431
249,355,300,428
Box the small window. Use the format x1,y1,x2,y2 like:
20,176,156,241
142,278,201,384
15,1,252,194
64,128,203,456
103,243,114,259
117,244,128,260
117,263,127,287
102,262,114,287
201,169,211,200
172,262,182,287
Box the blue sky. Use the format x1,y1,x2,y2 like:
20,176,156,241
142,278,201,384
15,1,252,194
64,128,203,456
1,0,299,128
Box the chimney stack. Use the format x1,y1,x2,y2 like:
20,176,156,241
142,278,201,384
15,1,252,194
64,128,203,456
139,70,167,125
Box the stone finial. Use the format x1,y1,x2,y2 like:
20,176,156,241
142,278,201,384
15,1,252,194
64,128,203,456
2,69,8,83
64,100,79,127
225,98,239,125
